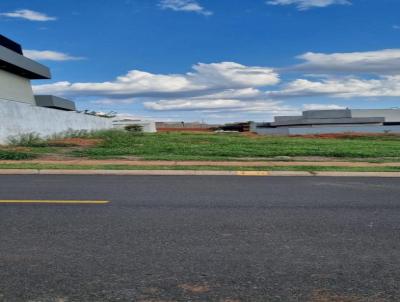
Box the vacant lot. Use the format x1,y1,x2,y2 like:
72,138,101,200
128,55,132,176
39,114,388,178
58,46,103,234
2,131,400,162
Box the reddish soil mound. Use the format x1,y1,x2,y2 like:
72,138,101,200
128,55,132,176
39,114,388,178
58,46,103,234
48,138,103,147
242,132,261,138
157,128,214,132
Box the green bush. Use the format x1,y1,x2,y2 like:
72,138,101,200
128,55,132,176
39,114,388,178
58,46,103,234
124,125,143,133
0,150,35,160
7,130,107,147
8,133,46,147
61,129,92,139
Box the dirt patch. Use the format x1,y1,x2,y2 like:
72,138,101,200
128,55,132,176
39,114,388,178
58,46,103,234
178,283,210,294
242,132,261,138
157,128,214,132
0,146,32,152
47,138,103,147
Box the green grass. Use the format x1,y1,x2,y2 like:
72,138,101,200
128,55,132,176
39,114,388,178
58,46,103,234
71,131,400,161
0,162,400,172
5,130,400,161
0,150,36,160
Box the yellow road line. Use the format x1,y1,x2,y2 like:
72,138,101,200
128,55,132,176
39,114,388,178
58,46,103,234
0,200,109,205
236,171,270,176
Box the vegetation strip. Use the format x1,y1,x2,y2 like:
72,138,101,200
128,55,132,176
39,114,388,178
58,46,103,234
3,131,400,162
1,163,400,172
3,160,400,167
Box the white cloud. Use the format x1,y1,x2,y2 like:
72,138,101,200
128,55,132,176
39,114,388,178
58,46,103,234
190,62,279,87
33,47,400,121
33,62,279,97
91,98,135,105
268,76,400,99
33,62,282,116
145,99,245,111
270,48,400,103
266,0,350,10
24,50,84,61
159,0,212,15
34,72,199,97
302,104,346,110
191,88,264,100
292,49,400,74
0,9,56,21
144,98,293,114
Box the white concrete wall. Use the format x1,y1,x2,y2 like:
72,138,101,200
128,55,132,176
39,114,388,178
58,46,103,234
0,99,113,144
113,120,157,133
288,125,400,135
253,125,400,136
0,69,35,105
351,109,400,122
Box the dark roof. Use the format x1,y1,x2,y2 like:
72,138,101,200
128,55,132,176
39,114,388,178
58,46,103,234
35,95,76,111
0,35,23,55
0,36,51,80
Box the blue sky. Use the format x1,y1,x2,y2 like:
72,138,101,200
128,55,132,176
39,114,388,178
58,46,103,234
1,0,400,122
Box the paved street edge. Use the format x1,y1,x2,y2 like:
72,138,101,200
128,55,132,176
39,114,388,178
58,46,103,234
0,169,400,177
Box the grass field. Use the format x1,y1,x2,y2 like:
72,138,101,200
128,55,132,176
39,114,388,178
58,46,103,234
73,131,400,161
2,130,400,161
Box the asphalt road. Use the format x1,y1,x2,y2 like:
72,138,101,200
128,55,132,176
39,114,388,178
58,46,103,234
1,175,400,302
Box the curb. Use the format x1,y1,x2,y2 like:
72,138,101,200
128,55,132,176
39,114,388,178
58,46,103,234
3,160,400,167
312,171,400,177
0,169,400,177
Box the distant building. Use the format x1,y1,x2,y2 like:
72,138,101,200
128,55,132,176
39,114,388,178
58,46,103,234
251,109,400,135
0,35,113,143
